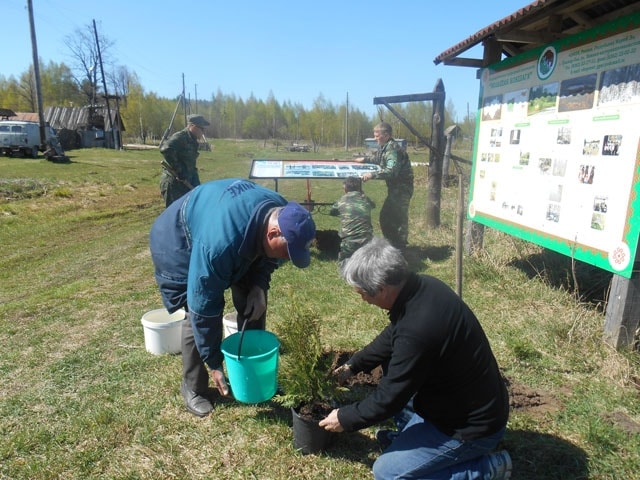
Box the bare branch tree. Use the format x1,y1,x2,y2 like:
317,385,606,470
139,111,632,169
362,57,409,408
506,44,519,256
107,65,133,106
63,22,114,105
18,67,37,111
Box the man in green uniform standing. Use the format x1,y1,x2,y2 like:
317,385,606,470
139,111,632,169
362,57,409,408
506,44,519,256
159,114,210,207
355,122,413,250
329,176,375,263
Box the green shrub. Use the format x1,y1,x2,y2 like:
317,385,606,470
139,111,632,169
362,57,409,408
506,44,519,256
273,290,346,409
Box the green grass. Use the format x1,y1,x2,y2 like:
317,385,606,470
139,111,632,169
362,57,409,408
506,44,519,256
1,141,639,479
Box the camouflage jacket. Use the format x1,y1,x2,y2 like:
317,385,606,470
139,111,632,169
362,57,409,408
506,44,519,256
329,191,375,242
159,128,201,187
366,138,413,189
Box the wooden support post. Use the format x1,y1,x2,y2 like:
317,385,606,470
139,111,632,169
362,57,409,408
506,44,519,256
427,79,445,228
443,131,452,189
604,246,640,349
446,129,464,297
456,171,464,297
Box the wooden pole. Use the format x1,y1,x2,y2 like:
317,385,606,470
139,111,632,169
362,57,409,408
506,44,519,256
604,243,640,349
182,74,187,125
427,79,445,228
446,131,464,297
93,19,115,149
27,0,46,147
456,170,464,297
345,92,349,151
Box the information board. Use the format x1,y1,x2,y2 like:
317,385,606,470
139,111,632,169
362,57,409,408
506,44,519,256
470,14,640,278
249,159,379,179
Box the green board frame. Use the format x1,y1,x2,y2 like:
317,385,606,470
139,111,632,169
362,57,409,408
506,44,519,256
470,13,640,278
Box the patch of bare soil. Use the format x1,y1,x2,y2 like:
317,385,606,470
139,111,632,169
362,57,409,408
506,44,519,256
347,367,384,387
601,411,640,436
504,376,564,418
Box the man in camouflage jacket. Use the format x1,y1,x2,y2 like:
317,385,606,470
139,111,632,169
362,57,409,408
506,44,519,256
159,114,210,207
329,176,376,263
357,122,414,249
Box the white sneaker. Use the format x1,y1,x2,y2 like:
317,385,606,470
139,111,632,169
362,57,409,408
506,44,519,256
486,450,512,479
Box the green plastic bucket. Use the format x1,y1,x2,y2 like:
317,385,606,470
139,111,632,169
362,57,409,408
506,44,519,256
221,330,280,404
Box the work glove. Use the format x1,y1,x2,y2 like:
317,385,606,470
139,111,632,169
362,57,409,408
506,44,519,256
244,285,266,322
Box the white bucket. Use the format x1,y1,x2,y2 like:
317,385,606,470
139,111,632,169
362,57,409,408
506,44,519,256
223,311,239,338
141,308,186,355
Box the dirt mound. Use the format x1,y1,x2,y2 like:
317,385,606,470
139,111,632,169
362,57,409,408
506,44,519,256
506,377,564,416
334,349,564,421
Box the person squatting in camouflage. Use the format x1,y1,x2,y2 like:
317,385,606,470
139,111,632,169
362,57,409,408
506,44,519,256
358,122,413,249
159,114,210,207
329,176,376,263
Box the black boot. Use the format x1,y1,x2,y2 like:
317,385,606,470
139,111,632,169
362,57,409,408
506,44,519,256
181,313,213,417
180,381,213,417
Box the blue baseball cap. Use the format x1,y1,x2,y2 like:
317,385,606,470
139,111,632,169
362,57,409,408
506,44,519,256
278,202,316,268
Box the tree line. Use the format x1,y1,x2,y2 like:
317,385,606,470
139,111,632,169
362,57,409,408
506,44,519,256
0,25,474,148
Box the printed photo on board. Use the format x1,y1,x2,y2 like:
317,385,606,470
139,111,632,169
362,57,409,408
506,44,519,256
602,135,622,156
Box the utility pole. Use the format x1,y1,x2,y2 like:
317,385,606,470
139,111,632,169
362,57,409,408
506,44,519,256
93,19,115,148
26,0,46,147
344,92,349,151
182,74,187,125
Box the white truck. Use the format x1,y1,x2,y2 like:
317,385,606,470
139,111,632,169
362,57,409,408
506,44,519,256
0,120,60,158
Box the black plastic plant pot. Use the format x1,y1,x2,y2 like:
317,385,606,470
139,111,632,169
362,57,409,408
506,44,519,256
291,407,334,455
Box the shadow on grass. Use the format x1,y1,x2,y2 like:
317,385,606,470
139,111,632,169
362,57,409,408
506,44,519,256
312,232,455,283
323,428,590,476
325,430,378,466
404,244,452,272
503,429,588,479
312,231,453,270
508,248,612,309
48,155,72,163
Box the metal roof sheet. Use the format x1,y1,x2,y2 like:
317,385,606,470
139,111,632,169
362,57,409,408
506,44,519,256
44,106,125,131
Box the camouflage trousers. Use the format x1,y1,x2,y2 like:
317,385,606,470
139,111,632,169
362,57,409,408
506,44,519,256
160,174,192,208
338,236,372,263
380,185,413,249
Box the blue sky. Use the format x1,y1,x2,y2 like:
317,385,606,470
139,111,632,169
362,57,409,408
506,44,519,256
4,0,532,121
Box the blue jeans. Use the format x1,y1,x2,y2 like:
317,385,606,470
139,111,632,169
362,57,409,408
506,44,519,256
373,413,505,480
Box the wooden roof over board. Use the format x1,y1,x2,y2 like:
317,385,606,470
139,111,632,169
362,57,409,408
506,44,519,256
434,0,640,70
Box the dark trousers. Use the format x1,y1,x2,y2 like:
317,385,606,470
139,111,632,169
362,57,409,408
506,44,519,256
181,280,267,393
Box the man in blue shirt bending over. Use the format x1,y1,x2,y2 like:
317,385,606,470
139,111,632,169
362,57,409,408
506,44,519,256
149,178,316,417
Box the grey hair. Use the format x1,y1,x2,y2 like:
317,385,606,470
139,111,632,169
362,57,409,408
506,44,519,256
339,237,408,296
373,122,392,135
270,206,284,219
267,206,284,229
